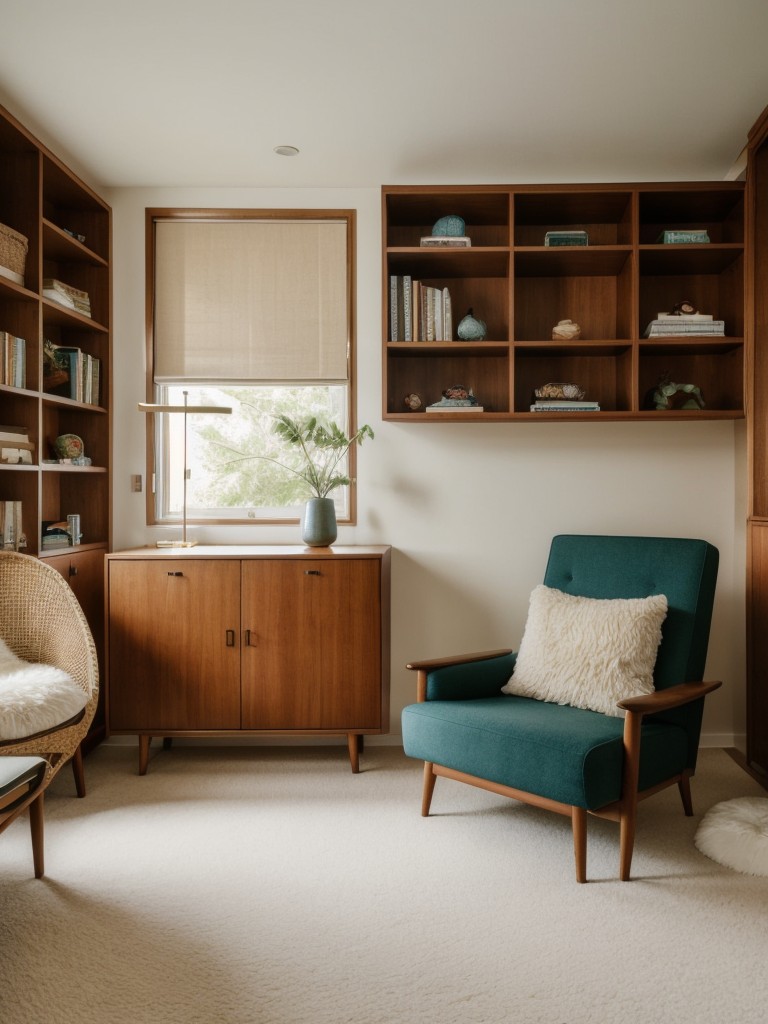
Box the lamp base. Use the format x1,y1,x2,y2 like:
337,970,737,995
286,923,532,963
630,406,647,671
156,540,197,548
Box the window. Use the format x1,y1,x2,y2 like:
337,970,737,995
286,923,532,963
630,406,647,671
145,210,356,524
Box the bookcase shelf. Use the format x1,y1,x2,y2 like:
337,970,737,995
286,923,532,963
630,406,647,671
0,102,111,741
383,182,745,421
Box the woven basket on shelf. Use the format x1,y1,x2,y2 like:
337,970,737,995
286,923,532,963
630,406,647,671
0,222,28,278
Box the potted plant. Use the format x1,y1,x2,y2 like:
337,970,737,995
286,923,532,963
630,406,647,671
262,415,374,546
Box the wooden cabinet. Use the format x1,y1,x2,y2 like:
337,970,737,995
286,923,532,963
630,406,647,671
106,546,391,773
383,183,744,420
0,103,111,746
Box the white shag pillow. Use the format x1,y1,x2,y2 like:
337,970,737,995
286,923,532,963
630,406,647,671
0,636,88,740
501,585,668,717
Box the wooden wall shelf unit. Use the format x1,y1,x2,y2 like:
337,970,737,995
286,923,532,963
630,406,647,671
105,546,391,775
382,183,745,421
0,103,111,742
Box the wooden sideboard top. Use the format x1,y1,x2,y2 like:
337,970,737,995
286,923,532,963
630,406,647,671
106,544,391,560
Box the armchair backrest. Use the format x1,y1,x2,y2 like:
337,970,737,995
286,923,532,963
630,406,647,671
544,535,719,766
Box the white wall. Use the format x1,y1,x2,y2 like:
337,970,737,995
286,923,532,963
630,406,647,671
107,185,747,749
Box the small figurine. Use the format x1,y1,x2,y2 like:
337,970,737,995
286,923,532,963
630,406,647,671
427,385,481,408
534,382,586,401
649,375,705,411
669,300,698,316
404,393,422,411
457,308,487,341
552,319,581,341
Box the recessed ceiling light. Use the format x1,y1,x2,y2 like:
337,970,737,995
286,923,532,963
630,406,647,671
274,145,299,157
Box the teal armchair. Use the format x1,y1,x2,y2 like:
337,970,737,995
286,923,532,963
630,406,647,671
401,535,722,882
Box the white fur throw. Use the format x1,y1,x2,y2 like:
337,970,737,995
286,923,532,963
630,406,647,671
0,636,87,740
501,585,668,717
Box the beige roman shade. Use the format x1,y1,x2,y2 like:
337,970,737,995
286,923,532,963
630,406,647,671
153,217,350,383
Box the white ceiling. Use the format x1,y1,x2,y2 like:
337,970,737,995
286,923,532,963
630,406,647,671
1,0,768,190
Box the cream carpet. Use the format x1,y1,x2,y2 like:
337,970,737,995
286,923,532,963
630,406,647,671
1,745,767,1024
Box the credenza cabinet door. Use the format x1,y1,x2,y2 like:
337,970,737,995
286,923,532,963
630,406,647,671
240,558,382,730
108,559,241,730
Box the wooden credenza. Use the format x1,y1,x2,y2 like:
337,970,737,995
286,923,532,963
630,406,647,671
105,545,391,773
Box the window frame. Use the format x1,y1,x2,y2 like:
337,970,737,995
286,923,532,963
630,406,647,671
144,207,358,526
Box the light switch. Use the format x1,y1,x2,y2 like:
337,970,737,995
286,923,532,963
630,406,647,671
131,474,143,493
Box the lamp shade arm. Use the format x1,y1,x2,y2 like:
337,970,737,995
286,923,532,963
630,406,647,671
617,679,722,716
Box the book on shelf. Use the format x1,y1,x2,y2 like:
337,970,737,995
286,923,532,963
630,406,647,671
1,501,25,551
544,230,589,247
656,229,710,244
390,275,453,341
0,423,34,465
419,236,472,247
644,319,725,337
655,311,713,321
530,401,601,412
42,277,92,317
43,341,101,404
0,331,25,388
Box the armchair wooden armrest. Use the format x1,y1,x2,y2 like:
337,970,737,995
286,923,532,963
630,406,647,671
617,679,722,716
407,649,515,702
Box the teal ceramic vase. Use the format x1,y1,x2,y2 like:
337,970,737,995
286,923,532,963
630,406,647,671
302,497,337,547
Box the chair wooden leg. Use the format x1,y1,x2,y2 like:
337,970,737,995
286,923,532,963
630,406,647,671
422,762,437,816
619,806,637,881
572,806,587,883
71,744,86,797
29,792,44,879
678,772,694,816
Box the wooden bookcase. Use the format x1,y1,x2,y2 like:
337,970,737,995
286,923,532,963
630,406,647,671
0,103,111,739
382,183,745,421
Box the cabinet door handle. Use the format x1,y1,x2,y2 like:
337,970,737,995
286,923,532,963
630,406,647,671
68,565,78,577
244,629,256,646
167,571,184,577
226,630,235,647
304,569,321,576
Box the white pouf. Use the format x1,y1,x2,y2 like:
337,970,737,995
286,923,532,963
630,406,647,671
695,797,768,876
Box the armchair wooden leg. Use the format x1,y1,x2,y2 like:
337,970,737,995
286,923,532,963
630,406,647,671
71,744,86,797
619,808,637,881
29,792,44,879
572,807,587,883
422,762,437,816
678,772,694,816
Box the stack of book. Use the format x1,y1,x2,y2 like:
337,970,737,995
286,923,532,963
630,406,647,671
1,500,24,551
544,230,589,247
644,312,724,338
43,278,91,317
657,230,710,244
419,235,471,247
41,519,70,551
529,399,600,412
0,425,34,465
0,331,25,388
43,341,101,405
390,275,453,342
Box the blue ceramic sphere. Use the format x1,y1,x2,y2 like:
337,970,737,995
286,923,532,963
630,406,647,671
432,214,465,237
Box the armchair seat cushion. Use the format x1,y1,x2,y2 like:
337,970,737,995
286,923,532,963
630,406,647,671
0,638,87,741
402,695,689,810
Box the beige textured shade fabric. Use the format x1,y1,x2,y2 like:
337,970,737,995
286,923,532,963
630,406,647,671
153,218,350,383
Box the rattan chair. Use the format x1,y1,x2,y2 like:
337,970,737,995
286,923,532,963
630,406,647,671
0,551,99,796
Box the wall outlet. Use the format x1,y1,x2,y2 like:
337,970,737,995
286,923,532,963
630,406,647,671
131,474,143,493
